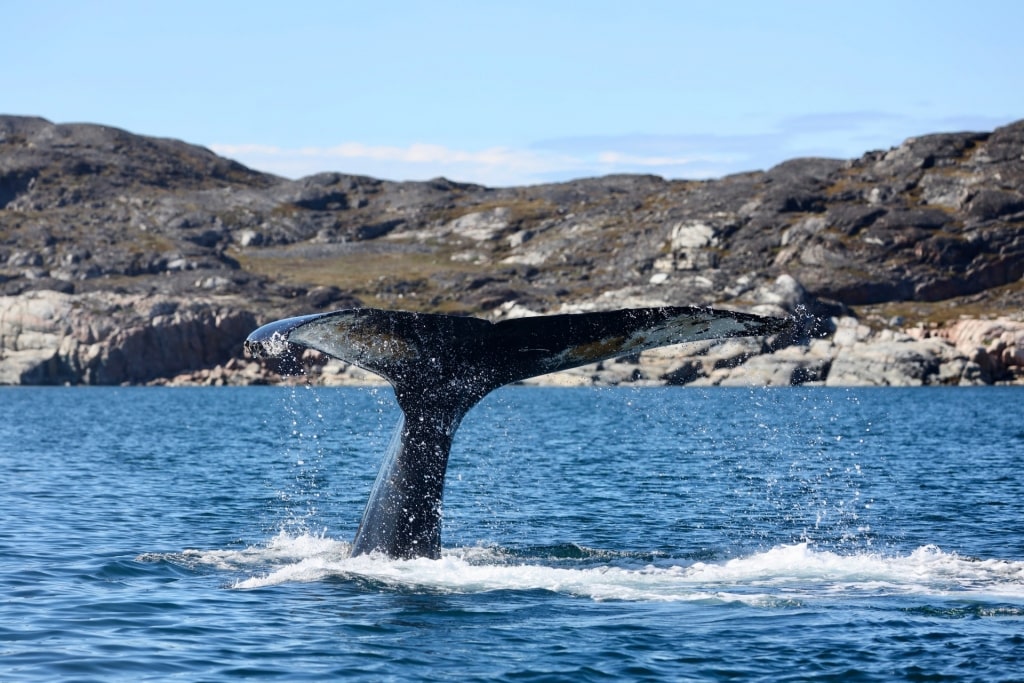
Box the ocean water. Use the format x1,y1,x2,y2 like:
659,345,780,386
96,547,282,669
2,385,1023,681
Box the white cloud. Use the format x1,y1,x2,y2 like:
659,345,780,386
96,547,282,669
210,112,1020,187
209,141,579,186
208,140,738,187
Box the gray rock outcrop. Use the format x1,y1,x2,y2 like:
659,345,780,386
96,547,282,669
1,115,1023,386
0,290,256,384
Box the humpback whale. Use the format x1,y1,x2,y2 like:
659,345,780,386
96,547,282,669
245,306,789,559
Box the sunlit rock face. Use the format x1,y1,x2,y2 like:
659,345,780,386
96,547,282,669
0,290,256,385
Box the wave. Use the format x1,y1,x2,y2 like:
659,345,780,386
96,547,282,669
141,534,1024,606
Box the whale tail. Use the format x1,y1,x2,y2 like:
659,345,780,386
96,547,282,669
245,306,790,558
245,306,788,400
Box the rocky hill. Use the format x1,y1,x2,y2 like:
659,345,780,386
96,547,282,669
1,115,1022,386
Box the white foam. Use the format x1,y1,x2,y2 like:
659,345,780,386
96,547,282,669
231,550,752,602
683,543,1024,598
165,536,1024,603
149,531,349,571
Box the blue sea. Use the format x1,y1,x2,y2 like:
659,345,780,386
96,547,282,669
2,385,1023,681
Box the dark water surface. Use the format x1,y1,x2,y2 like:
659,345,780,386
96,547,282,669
2,386,1023,681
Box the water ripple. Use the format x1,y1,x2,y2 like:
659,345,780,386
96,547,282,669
3,386,1024,681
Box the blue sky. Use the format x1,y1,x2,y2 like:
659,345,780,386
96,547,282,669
5,1,1022,186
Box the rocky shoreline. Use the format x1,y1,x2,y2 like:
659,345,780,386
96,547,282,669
2,280,1020,389
2,115,1023,388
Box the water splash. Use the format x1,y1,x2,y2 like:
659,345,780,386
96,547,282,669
154,534,1024,607
269,385,337,536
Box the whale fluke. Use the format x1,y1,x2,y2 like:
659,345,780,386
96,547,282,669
245,306,789,559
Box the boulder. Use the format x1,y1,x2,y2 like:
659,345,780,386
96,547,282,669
933,318,1024,382
824,338,964,386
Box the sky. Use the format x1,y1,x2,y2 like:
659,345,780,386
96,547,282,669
4,1,1023,187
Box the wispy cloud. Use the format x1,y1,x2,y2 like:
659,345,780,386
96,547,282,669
210,139,744,187
210,112,1018,187
209,142,584,187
